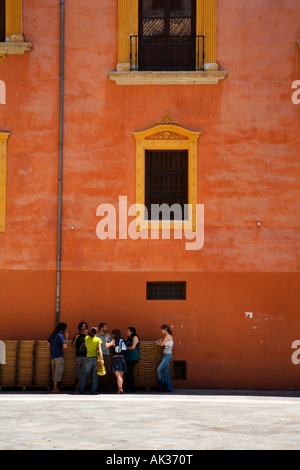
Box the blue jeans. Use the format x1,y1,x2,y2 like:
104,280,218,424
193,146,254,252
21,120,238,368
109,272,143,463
79,357,98,394
157,354,173,391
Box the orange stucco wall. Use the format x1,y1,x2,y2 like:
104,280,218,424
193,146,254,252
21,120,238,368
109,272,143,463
0,0,299,389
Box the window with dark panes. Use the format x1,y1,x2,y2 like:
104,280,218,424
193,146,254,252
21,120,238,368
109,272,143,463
138,0,196,70
0,0,5,42
147,282,186,300
145,150,188,221
173,361,187,380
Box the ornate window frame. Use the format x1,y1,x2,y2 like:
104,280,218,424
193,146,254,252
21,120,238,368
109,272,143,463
0,0,32,60
133,113,201,232
109,0,226,85
0,131,10,232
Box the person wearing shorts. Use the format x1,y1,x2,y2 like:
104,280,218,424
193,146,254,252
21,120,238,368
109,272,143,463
47,322,68,393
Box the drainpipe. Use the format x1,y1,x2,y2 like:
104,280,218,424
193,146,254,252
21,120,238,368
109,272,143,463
56,0,65,326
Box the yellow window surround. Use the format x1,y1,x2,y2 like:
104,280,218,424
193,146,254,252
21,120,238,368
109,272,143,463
133,112,201,232
0,0,32,60
0,131,10,232
109,0,226,85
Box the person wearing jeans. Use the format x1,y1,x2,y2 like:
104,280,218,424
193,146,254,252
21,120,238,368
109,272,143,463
156,324,174,392
157,353,173,392
79,327,103,394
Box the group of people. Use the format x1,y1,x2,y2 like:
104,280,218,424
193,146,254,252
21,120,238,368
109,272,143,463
47,322,174,394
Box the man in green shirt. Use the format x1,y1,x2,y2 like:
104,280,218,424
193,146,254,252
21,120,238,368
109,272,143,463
79,327,103,394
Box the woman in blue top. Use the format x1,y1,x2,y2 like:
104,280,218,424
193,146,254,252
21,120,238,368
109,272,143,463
125,327,140,393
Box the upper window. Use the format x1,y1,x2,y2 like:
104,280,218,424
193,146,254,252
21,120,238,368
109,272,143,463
109,0,227,85
137,0,197,70
0,0,5,42
0,0,32,58
115,0,218,71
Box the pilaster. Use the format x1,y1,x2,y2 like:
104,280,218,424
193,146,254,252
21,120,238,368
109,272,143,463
117,0,138,71
5,0,23,42
0,132,10,233
203,0,218,70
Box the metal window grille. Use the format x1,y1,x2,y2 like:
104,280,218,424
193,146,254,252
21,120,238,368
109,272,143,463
146,282,186,300
173,361,187,380
131,0,204,71
145,150,188,221
130,35,205,71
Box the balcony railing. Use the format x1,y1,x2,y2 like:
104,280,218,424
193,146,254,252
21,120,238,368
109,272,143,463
130,35,205,71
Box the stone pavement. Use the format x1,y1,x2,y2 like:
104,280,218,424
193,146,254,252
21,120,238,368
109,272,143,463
0,389,300,451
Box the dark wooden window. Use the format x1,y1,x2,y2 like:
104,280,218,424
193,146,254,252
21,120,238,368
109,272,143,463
173,361,187,380
0,0,5,42
145,150,188,221
147,282,186,300
138,0,196,70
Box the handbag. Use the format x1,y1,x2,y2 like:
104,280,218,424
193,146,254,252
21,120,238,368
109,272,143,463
97,351,106,376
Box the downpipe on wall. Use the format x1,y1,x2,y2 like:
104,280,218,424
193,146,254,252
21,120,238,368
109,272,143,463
56,0,64,326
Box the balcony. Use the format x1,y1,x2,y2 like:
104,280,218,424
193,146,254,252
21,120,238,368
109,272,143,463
108,34,227,86
130,35,205,71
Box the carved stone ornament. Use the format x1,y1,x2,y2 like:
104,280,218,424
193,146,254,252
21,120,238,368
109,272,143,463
133,112,201,142
152,111,183,128
145,131,188,140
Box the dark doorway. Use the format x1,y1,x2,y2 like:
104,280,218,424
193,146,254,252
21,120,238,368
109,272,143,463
138,0,196,70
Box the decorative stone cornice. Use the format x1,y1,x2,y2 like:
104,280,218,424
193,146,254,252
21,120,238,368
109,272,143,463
108,70,227,85
0,42,32,57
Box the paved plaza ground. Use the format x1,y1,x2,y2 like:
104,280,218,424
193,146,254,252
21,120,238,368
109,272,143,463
0,389,300,451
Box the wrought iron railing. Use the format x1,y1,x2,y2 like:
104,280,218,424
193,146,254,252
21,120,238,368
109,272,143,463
130,35,205,71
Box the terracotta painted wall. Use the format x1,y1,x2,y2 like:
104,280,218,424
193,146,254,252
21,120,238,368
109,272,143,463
0,0,299,389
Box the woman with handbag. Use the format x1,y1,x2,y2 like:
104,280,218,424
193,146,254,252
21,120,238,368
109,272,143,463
105,329,127,394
